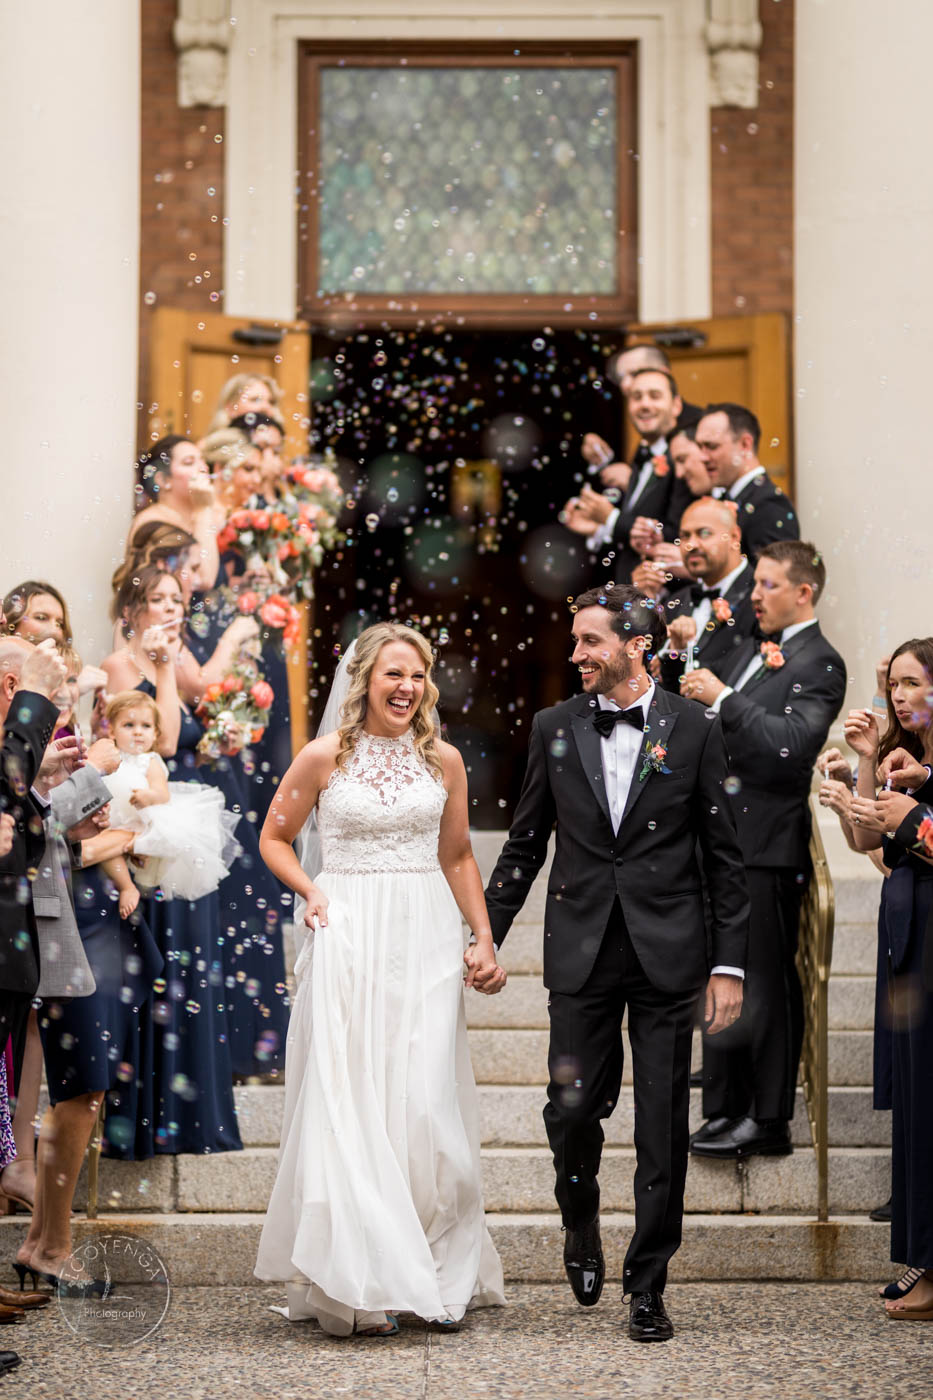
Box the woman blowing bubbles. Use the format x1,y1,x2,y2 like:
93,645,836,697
846,639,933,1320
255,623,506,1337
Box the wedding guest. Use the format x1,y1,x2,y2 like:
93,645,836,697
229,412,287,503
15,815,162,1293
101,569,244,1149
656,497,756,692
564,368,684,583
694,405,799,559
582,344,699,476
684,540,846,1159
208,374,283,435
130,436,221,587
846,641,933,1318
201,428,265,515
2,580,70,646
106,567,288,1084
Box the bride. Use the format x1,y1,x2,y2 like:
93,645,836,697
255,622,507,1336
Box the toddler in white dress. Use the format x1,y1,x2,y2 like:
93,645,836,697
102,691,239,906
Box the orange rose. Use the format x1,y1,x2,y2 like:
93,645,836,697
250,680,274,710
252,510,271,531
237,590,260,614
222,675,243,694
204,682,223,703
652,455,669,477
250,726,266,744
271,512,290,532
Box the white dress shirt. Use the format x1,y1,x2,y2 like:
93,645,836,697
596,686,742,978
588,436,669,553
710,616,818,711
713,464,766,501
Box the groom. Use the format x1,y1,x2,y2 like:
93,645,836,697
481,585,749,1341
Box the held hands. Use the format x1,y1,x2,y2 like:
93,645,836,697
843,708,881,758
464,936,507,995
848,794,888,832
67,804,111,842
877,747,929,791
680,668,725,706
704,974,743,1035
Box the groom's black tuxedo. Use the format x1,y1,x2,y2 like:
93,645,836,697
486,686,749,991
485,683,749,1294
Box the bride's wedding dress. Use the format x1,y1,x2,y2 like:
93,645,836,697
255,729,505,1333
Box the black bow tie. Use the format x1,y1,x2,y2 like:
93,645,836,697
689,584,721,606
592,705,647,739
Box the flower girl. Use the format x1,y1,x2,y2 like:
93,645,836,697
102,691,240,906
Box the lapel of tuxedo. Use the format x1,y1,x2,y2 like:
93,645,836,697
743,623,822,696
569,701,613,830
618,688,679,831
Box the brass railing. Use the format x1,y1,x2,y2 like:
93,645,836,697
796,799,836,1222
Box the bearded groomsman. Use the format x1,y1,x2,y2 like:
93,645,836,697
482,586,749,1342
680,541,846,1158
656,497,757,693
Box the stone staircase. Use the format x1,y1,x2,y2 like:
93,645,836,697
0,819,894,1283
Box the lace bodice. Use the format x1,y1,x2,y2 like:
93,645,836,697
317,730,447,874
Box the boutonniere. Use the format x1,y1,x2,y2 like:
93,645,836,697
652,454,670,478
760,640,785,670
639,738,672,782
711,597,732,624
915,811,933,858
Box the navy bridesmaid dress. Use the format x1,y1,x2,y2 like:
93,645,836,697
38,864,163,1162
137,682,244,1152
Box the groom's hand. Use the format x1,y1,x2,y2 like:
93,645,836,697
464,940,507,995
704,974,743,1035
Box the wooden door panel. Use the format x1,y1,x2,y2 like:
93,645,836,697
147,308,311,458
145,308,312,755
624,312,792,497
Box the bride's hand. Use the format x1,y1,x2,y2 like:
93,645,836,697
303,886,329,930
464,938,507,995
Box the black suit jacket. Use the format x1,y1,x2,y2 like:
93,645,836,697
0,689,59,995
485,686,749,995
658,562,757,693
729,471,799,560
607,443,676,582
717,622,846,868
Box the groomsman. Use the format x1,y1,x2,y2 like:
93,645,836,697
679,541,846,1157
566,369,688,583
656,497,757,693
695,404,799,560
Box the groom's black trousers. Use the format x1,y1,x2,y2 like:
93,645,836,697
543,901,702,1295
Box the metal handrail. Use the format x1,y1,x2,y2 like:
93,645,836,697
796,800,836,1221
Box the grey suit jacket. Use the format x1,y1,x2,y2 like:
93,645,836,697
34,809,97,1001
48,765,111,832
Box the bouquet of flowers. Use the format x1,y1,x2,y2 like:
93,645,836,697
217,504,322,600
236,589,301,647
196,658,275,762
282,463,343,553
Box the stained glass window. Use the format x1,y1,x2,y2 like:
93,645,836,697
307,60,630,309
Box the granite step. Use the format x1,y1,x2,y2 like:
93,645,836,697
463,972,878,1031
229,1084,891,1151
467,1027,874,1087
0,1213,891,1284
77,1144,889,1218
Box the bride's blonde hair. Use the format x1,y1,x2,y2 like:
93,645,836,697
335,624,442,778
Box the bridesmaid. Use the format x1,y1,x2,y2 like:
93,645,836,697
110,563,290,1083
102,567,245,1152
847,638,933,1319
16,830,162,1289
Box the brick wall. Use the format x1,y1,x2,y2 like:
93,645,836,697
138,0,225,443
710,0,794,317
137,0,794,403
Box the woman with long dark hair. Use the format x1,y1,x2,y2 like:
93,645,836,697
846,638,933,1319
131,436,222,587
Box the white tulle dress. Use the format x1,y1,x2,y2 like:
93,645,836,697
103,751,240,902
254,729,505,1334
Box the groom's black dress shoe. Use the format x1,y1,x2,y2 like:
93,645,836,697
563,1219,604,1307
628,1291,673,1342
689,1114,792,1159
689,1115,731,1147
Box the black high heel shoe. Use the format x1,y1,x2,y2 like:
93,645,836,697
11,1263,42,1293
36,1271,110,1299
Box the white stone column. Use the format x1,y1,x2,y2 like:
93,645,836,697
795,0,933,708
0,3,140,662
